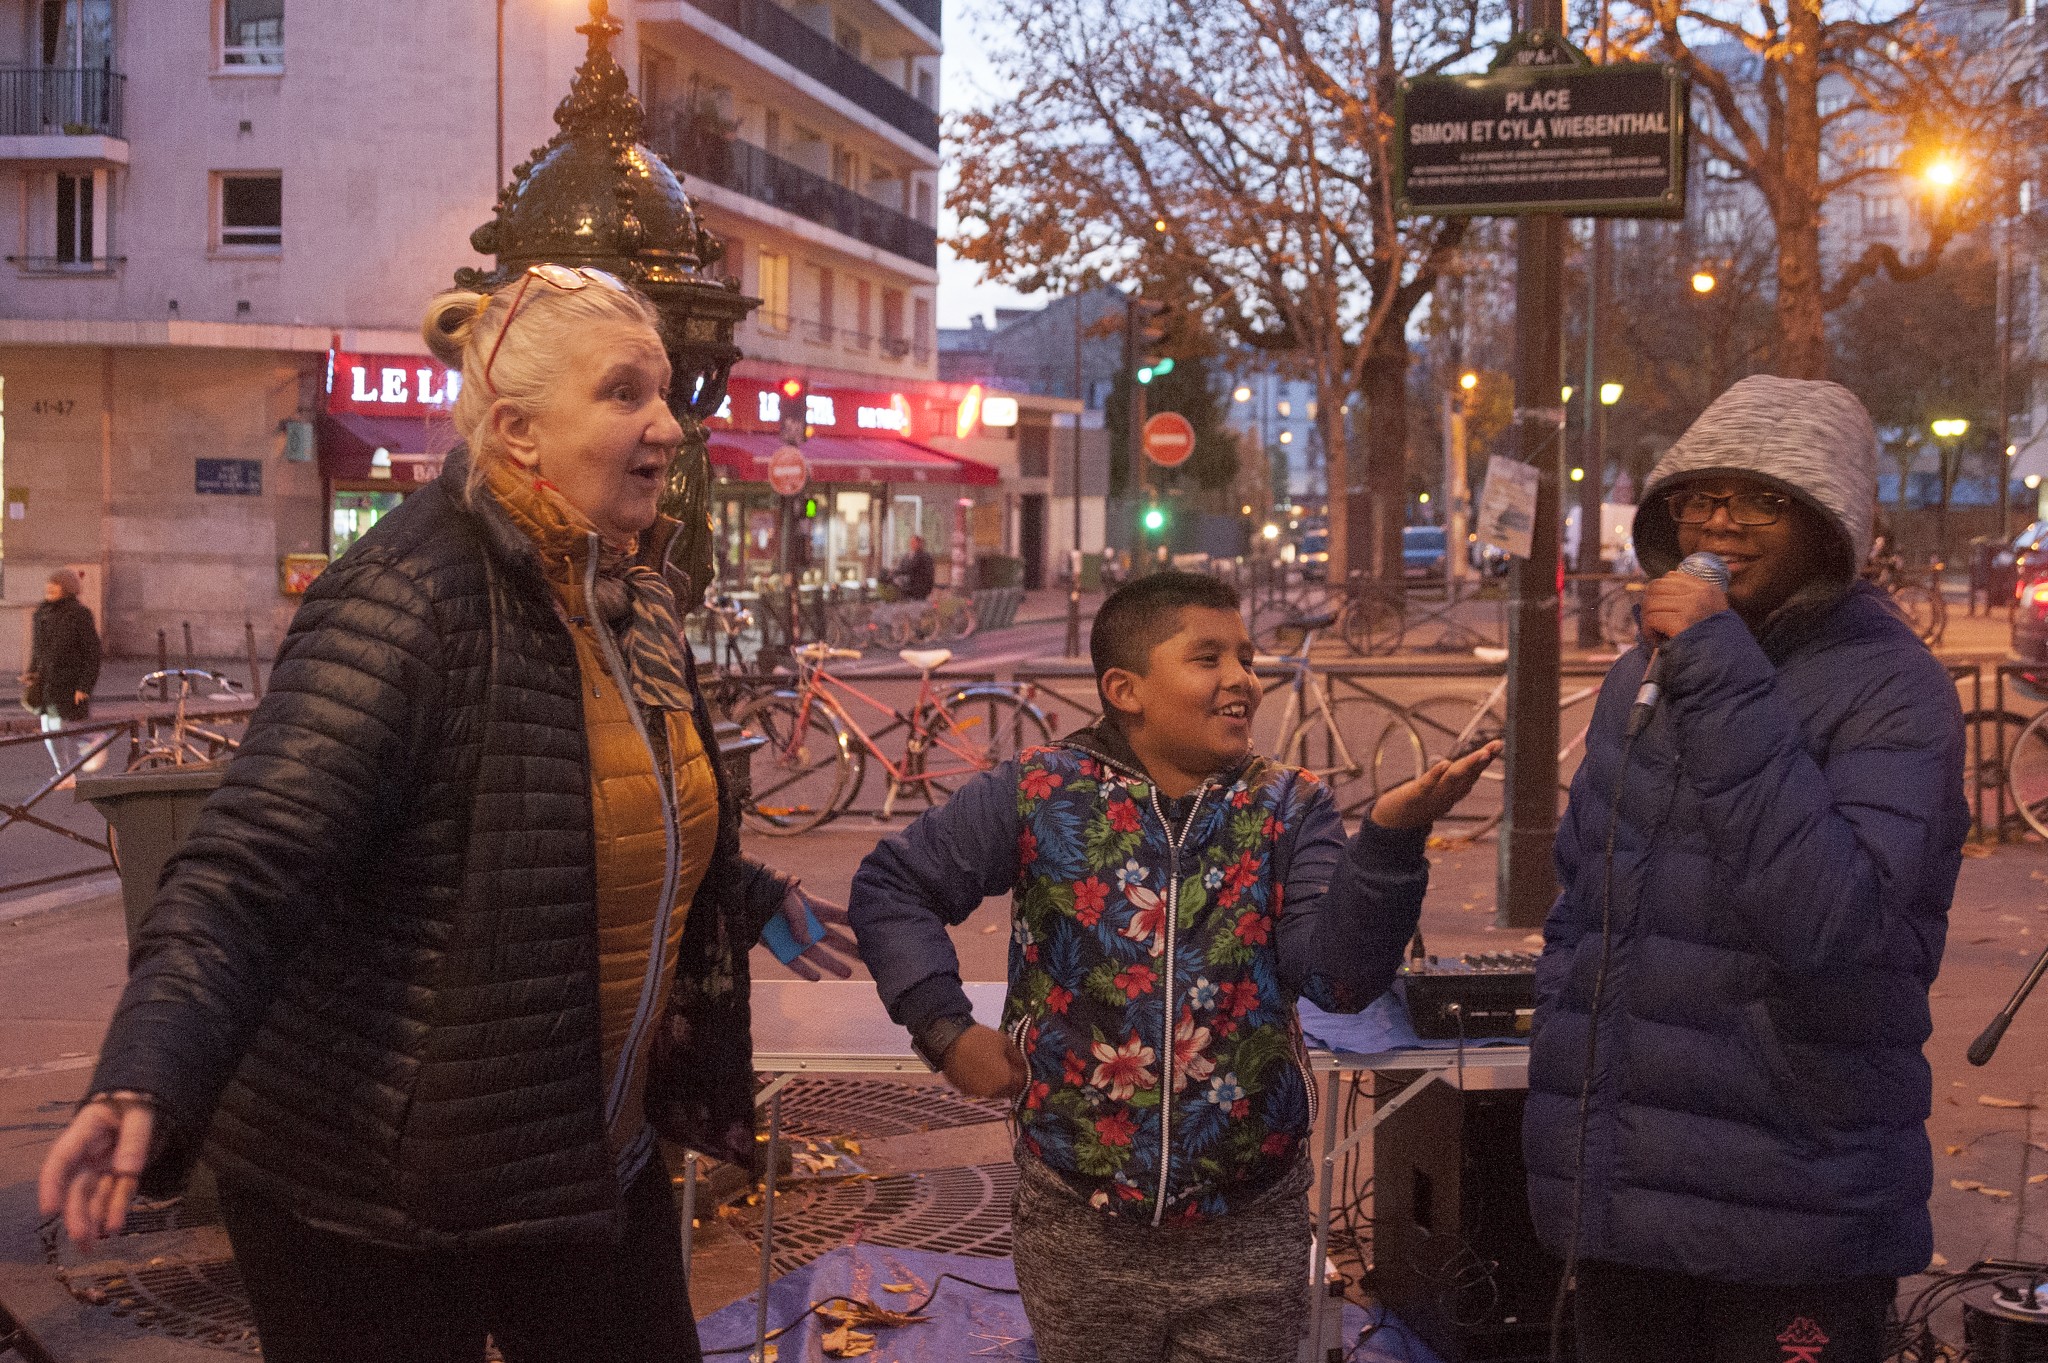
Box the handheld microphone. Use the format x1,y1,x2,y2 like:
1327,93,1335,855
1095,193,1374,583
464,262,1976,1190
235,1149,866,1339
1626,551,1729,737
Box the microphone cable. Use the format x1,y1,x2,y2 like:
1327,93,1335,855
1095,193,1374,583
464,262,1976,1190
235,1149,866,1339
1547,688,1650,1363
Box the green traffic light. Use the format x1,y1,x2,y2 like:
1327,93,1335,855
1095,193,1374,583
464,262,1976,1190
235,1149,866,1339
1137,367,1154,384
1143,507,1166,532
1151,358,1176,377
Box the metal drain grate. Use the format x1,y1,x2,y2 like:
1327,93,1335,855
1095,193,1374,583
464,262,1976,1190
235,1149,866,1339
69,1258,259,1353
763,1075,1009,1139
730,1162,1017,1275
114,1197,221,1237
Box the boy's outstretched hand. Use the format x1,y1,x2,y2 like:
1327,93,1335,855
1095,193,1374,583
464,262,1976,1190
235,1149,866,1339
940,1024,1028,1099
1369,740,1504,830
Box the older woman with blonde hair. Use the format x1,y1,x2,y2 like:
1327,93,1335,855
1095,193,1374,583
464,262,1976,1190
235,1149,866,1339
38,265,854,1363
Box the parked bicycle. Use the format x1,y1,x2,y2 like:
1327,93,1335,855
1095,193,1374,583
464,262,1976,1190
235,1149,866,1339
1379,653,1604,838
736,643,1052,834
129,669,248,769
1251,610,1425,817
1866,550,1947,646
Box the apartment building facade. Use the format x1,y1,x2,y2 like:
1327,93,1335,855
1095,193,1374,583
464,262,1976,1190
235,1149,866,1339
0,0,956,668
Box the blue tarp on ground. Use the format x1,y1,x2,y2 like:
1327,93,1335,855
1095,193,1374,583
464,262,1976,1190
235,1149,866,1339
696,1244,1447,1362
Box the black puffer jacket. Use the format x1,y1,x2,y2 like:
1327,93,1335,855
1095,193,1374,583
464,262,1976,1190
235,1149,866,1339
88,455,790,1251
30,594,100,720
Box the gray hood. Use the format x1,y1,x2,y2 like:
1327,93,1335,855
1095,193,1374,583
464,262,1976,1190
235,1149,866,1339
1632,375,1876,592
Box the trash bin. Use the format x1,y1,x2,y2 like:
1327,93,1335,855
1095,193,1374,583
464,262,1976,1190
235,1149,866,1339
975,554,1023,590
74,764,225,946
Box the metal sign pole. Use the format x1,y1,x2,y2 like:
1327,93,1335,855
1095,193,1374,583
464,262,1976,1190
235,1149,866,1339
1497,36,1569,934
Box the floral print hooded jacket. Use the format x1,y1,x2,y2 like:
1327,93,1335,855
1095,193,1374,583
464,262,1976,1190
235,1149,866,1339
850,721,1429,1224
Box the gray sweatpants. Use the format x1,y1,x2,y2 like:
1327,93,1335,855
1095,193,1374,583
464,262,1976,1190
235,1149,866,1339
1010,1152,1314,1363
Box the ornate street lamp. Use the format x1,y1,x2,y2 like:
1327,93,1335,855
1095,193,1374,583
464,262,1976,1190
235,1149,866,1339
458,0,757,601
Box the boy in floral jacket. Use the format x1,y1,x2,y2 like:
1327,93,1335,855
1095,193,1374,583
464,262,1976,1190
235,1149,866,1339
849,573,1495,1362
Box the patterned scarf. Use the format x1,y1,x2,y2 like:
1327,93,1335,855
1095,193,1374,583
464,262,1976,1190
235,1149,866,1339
485,459,696,715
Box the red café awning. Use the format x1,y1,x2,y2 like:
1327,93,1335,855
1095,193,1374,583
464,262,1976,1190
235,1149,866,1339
317,412,452,486
707,432,998,487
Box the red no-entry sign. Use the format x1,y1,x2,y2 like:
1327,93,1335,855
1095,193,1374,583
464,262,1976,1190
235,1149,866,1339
767,445,808,496
1142,412,1196,468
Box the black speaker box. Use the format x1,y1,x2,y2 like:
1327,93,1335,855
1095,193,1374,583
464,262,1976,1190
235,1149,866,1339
1366,1082,1571,1363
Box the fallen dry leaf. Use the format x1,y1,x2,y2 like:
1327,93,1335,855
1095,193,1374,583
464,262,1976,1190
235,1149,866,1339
1978,1096,2036,1110
2032,1140,2048,1155
2031,1174,2047,1185
1954,1081,1967,1088
1951,1179,1986,1191
821,1324,875,1357
1961,843,1993,859
1946,1145,1965,1156
1979,1187,2016,1200
882,1283,916,1294
1931,1252,1950,1268
981,924,1000,934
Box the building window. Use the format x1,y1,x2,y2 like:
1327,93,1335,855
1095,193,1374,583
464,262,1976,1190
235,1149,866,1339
812,266,835,344
56,171,95,263
1864,194,1899,233
17,167,112,271
912,297,932,363
850,279,872,351
758,251,790,331
216,172,282,251
881,289,906,357
1019,424,1050,477
219,0,282,68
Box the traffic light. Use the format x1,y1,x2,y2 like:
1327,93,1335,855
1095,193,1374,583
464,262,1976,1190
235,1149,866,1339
1128,297,1168,383
801,495,821,518
1142,505,1167,533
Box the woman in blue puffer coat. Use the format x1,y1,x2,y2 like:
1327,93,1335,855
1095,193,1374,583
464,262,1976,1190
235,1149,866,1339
1526,375,1968,1363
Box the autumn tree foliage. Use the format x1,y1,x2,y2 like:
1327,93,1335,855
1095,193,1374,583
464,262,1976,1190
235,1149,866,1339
1608,0,2038,379
947,0,1503,580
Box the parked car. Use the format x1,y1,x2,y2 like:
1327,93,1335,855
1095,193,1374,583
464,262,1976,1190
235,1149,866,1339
1403,525,1448,578
1296,527,1330,581
1993,521,2048,603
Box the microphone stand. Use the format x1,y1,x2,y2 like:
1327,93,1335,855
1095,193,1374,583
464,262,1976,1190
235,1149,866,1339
1968,937,2048,1065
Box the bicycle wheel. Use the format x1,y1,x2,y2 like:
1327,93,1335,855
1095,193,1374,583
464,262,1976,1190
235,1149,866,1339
1250,591,1327,654
1965,708,2032,838
1287,693,1425,818
734,693,850,835
920,687,1053,795
941,599,978,642
1599,585,1641,649
1892,584,1943,646
2002,709,2048,839
1340,590,1405,656
1395,693,1506,835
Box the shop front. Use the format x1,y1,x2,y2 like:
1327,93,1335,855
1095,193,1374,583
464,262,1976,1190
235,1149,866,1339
704,375,998,592
314,350,459,577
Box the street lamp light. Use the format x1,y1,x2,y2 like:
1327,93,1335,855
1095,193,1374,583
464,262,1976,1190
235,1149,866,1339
1922,156,1964,193
1599,382,1624,407
1233,386,1252,403
1691,270,1717,294
1932,418,1970,439
1459,371,1478,391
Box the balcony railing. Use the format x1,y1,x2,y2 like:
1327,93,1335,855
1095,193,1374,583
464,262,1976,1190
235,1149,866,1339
891,0,942,36
677,0,939,149
0,67,125,138
652,115,940,268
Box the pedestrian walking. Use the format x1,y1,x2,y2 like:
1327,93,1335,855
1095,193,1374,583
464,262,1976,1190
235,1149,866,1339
24,567,102,780
39,264,858,1363
848,572,1498,1362
1525,376,1969,1363
888,533,935,600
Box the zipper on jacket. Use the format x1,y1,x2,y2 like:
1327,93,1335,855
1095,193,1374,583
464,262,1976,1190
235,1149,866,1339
582,540,685,1132
1146,783,1207,1227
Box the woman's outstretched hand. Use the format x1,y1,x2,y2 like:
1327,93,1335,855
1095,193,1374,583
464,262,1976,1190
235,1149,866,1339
1369,740,1504,830
777,888,862,982
39,1092,156,1249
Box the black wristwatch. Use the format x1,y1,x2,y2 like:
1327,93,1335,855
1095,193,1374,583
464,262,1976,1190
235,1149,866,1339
910,1013,977,1072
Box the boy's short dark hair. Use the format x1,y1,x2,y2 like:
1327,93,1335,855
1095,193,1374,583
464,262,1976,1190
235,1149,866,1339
1090,571,1242,686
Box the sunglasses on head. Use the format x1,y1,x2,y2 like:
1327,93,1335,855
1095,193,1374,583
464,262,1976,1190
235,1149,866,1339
1665,489,1792,527
481,264,633,396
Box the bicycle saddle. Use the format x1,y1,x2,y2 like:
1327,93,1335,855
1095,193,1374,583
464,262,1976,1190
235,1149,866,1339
1292,611,1338,630
899,648,952,673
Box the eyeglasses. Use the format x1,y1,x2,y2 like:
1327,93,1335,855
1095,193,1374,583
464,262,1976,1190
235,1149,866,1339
481,264,633,396
1665,490,1792,527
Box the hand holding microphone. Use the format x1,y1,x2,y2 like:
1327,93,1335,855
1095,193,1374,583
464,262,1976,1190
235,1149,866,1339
1627,551,1729,736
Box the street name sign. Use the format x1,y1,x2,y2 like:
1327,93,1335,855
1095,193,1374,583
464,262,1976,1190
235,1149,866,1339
1142,412,1196,468
1396,60,1687,218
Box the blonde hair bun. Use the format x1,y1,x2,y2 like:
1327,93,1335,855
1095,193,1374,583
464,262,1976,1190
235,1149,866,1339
422,289,490,368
